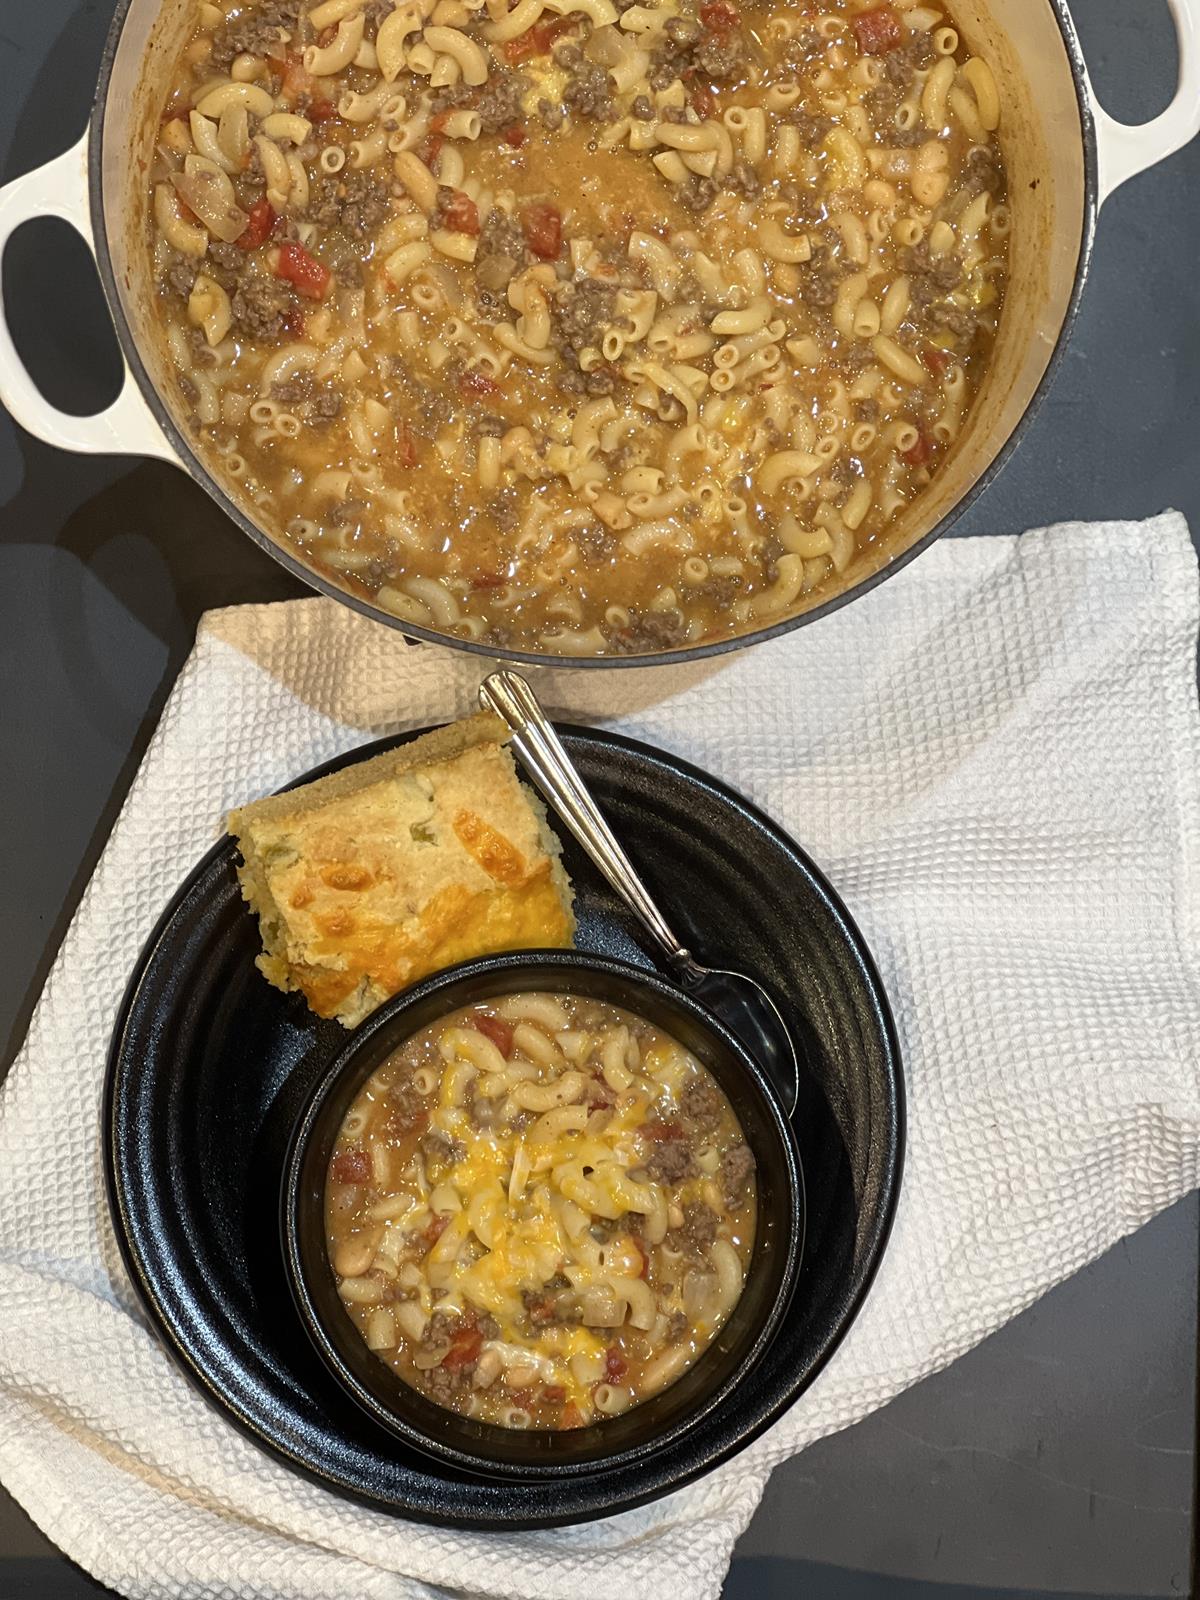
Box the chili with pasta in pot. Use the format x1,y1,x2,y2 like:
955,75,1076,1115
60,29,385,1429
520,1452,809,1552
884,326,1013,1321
150,0,1007,654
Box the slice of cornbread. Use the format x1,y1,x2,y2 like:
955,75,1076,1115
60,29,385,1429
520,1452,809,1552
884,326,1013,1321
227,712,574,1026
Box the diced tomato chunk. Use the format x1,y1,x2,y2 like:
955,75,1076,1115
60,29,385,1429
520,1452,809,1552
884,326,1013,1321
308,97,336,122
275,240,331,300
502,123,526,148
281,55,314,106
604,1346,628,1381
504,15,574,61
472,1012,515,1055
238,198,276,250
387,1098,429,1140
851,3,904,54
395,420,419,469
690,84,718,118
442,189,481,236
699,0,739,32
422,131,446,167
902,425,934,467
921,344,951,376
281,305,306,339
533,15,575,50
441,1326,483,1372
521,201,562,260
643,1118,685,1142
561,1401,584,1428
543,1384,567,1403
459,367,500,400
331,1148,371,1184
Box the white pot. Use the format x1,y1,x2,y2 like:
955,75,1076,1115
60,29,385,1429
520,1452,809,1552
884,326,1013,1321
0,0,1197,665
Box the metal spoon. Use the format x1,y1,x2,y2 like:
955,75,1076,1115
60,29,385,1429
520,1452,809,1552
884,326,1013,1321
478,669,800,1117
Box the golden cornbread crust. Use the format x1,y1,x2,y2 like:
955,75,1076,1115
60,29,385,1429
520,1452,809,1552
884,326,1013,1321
227,713,575,1026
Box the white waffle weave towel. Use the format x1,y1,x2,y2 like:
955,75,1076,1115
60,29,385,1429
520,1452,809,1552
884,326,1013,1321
2,512,1199,1600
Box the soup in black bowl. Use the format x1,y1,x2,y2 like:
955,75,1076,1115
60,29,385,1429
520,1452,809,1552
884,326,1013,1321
283,950,804,1477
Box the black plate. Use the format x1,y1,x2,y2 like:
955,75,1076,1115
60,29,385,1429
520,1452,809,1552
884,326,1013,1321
105,726,903,1528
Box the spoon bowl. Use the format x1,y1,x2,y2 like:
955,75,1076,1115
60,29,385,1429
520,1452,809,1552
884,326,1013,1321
673,958,799,1117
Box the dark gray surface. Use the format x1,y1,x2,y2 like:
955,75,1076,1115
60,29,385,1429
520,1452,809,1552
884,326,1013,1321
728,1197,1197,1599
1,0,1198,1594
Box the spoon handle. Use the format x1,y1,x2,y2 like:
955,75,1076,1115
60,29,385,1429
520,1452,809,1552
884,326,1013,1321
479,670,701,979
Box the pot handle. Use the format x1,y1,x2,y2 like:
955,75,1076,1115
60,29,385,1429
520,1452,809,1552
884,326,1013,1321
1086,0,1200,206
0,133,176,461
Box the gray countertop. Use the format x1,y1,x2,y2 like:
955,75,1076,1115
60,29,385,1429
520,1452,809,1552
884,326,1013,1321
1,0,1197,1594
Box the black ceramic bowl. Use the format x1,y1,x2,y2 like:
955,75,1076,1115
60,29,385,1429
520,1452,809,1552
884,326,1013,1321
283,950,805,1480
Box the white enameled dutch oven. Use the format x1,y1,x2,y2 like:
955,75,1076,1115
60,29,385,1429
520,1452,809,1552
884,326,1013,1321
0,0,1197,667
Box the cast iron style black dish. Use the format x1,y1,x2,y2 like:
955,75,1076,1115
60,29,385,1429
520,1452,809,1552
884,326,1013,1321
284,951,805,1479
105,725,903,1528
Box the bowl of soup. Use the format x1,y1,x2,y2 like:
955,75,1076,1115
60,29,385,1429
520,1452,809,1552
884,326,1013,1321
1,0,1194,662
282,950,804,1475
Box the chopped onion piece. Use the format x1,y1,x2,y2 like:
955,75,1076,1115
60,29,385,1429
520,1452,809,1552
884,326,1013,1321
172,157,247,243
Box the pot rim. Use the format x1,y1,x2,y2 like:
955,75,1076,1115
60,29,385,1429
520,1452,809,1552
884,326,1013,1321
86,0,1100,670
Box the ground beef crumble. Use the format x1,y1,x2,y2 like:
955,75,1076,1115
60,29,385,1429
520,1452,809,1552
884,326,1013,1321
886,28,937,79
650,12,745,87
361,0,394,37
422,1364,465,1405
162,255,197,300
666,1201,720,1255
785,110,833,146
720,1142,755,1204
552,278,618,354
310,170,392,239
898,240,963,309
645,1131,696,1181
328,497,366,527
231,274,290,341
476,206,530,289
677,173,719,213
700,574,743,609
962,140,1006,199
210,0,303,72
271,374,312,405
681,1074,724,1130
560,52,615,121
793,240,846,310
473,70,529,135
724,159,761,196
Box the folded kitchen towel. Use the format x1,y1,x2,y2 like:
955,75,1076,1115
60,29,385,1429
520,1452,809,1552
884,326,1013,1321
2,511,1200,1600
